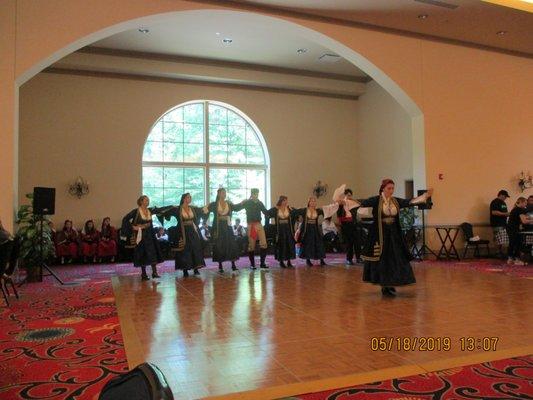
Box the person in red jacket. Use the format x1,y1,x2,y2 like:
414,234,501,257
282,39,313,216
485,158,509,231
98,217,117,262
56,220,79,264
80,220,99,263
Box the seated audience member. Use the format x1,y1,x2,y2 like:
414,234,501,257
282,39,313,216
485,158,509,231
80,220,100,263
199,222,211,242
156,226,170,257
98,217,118,262
490,189,510,258
322,217,340,252
156,227,169,242
523,196,533,256
56,220,79,264
294,215,303,257
527,195,533,230
507,197,530,266
233,218,247,254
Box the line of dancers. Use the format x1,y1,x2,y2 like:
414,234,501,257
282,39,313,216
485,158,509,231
121,179,433,296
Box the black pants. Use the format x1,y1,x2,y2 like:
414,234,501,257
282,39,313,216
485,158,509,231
341,222,362,261
507,228,521,258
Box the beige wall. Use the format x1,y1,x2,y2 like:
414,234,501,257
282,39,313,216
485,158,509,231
19,72,359,228
355,80,413,199
0,0,17,228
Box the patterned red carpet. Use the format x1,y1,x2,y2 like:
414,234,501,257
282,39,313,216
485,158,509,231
283,355,533,400
0,280,127,400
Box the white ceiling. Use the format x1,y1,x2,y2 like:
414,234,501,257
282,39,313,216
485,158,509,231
236,0,533,54
92,12,368,77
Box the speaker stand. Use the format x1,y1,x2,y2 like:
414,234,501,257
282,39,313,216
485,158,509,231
18,215,64,286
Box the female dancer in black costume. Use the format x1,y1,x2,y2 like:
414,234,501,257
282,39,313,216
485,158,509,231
162,193,206,277
121,195,171,280
203,188,240,273
354,179,433,296
265,195,297,268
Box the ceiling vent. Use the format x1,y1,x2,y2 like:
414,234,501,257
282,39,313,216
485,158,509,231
414,0,459,9
318,53,341,63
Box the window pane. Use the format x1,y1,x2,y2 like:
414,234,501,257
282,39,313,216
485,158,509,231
164,107,183,123
163,168,184,188
228,145,246,164
163,188,181,205
184,168,205,188
228,189,246,203
143,141,163,162
228,110,246,127
246,125,261,146
208,104,227,125
227,169,246,189
209,168,228,187
163,142,183,162
142,187,157,199
163,122,183,142
247,169,265,193
147,122,163,141
186,189,205,205
209,144,227,163
228,125,245,145
143,167,164,188
208,124,227,144
184,123,204,144
147,190,164,207
246,145,264,164
183,143,204,163
184,103,204,124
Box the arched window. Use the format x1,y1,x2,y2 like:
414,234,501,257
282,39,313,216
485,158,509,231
142,101,270,226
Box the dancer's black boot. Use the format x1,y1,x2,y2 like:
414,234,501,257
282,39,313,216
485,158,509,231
249,252,256,270
260,249,268,269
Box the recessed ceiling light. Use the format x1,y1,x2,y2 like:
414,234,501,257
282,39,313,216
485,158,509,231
138,28,149,34
496,30,507,35
215,32,221,36
297,48,308,54
222,38,233,44
418,14,428,19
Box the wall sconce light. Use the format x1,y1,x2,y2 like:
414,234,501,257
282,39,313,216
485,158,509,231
313,180,328,198
518,171,532,192
68,176,89,198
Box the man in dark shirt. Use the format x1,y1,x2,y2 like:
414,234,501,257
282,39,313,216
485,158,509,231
507,197,530,265
236,189,268,269
337,188,362,265
490,189,510,257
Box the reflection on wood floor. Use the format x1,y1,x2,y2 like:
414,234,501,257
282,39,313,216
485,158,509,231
112,262,533,400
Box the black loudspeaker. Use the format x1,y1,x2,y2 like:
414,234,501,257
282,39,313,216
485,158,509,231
417,189,433,210
33,187,56,215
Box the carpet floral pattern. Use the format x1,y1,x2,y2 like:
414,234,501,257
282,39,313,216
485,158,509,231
0,281,127,400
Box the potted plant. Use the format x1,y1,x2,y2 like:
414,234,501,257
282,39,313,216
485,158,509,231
16,193,55,282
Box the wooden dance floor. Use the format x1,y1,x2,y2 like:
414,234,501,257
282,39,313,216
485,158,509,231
112,262,533,400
